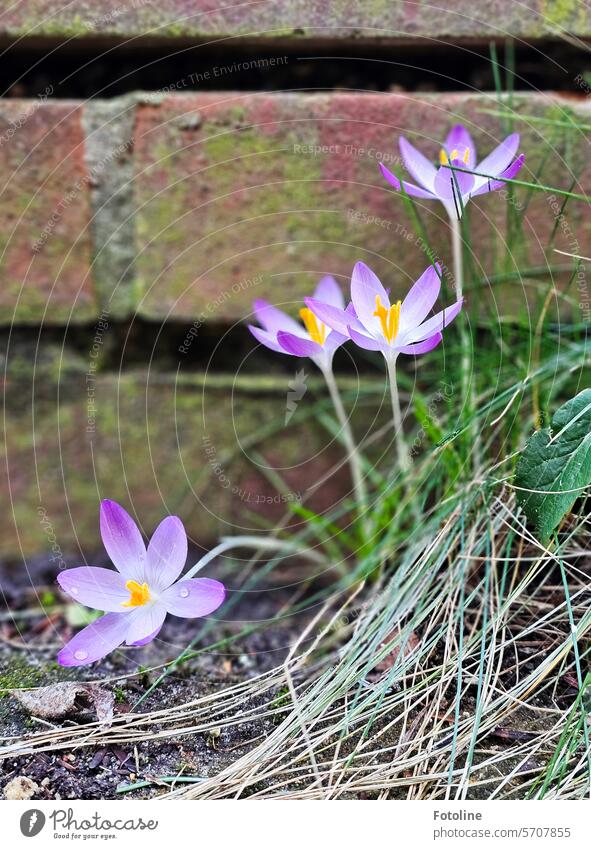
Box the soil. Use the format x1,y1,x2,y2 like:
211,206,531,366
0,549,311,800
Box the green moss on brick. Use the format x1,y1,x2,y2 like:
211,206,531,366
542,0,587,28
0,658,44,694
136,109,351,317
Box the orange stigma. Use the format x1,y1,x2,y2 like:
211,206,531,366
439,147,470,166
299,307,327,346
121,580,151,608
373,295,402,344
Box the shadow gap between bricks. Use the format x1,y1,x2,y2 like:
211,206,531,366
0,38,588,100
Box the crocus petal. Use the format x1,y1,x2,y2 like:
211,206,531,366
252,300,302,336
351,261,390,337
400,264,441,328
434,159,475,202
497,153,525,183
444,125,476,167
398,332,442,355
161,578,226,618
348,325,387,352
248,324,284,353
124,604,167,645
277,331,322,358
146,516,188,590
313,275,345,309
100,500,147,583
57,612,130,667
399,136,437,191
379,162,436,198
323,329,348,354
304,298,364,337
57,566,132,613
129,623,164,647
474,133,520,185
402,299,463,344
471,153,525,197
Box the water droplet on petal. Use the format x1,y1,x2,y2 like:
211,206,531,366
179,588,189,598
74,649,88,661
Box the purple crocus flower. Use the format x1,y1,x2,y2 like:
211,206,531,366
379,125,524,219
56,500,225,666
308,261,462,471
306,261,462,361
248,276,348,371
248,275,370,517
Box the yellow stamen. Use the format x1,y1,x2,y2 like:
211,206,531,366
121,580,151,608
373,295,402,344
299,307,327,346
439,147,470,166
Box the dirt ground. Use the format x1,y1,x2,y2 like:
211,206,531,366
0,549,310,800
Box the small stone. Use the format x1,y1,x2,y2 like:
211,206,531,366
3,776,38,800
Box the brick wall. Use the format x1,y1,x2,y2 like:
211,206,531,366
3,91,590,326
1,7,590,557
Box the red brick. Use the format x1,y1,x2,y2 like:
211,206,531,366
1,366,360,558
0,101,98,324
0,1,589,41
132,92,591,324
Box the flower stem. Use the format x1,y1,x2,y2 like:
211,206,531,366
185,536,325,579
450,211,481,473
450,214,463,301
385,355,410,472
321,365,369,531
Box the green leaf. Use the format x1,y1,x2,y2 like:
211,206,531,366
515,389,591,541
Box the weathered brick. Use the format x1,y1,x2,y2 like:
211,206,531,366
1,361,363,558
0,100,98,324
2,92,589,326
0,1,589,41
132,92,591,324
